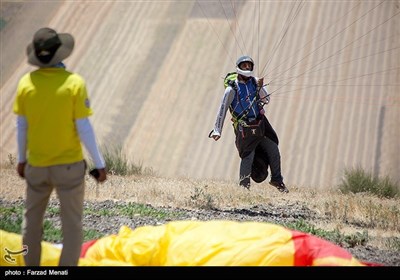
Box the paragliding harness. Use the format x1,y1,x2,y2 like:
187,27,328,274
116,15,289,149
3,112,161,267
224,72,265,137
224,72,279,184
208,72,279,184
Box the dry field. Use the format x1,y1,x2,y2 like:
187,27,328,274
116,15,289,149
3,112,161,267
1,165,399,266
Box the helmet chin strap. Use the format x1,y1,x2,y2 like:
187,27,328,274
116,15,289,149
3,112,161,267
236,67,254,77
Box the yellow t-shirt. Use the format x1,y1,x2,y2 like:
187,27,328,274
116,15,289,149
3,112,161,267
13,68,93,166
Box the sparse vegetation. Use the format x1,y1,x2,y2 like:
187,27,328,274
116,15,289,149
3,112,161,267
0,201,185,242
0,205,105,242
99,145,155,176
188,186,216,210
7,154,16,167
284,219,369,248
338,167,399,198
385,237,400,251
1,152,399,265
0,206,23,234
101,145,138,175
84,202,184,220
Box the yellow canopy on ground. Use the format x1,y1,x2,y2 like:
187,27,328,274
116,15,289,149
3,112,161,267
1,220,367,266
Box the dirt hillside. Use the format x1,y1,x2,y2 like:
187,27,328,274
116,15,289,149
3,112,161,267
1,1,399,188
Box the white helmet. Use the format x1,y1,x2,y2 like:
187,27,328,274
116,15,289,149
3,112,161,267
236,55,254,77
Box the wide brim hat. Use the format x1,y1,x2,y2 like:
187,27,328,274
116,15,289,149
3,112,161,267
27,27,74,67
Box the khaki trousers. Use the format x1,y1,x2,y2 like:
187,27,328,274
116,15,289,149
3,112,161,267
22,160,86,266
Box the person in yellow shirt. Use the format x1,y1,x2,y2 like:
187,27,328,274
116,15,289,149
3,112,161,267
13,27,107,266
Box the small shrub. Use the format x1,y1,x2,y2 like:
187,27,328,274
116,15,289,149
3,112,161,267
188,186,215,210
87,144,155,176
101,144,141,176
338,167,399,198
7,154,16,167
0,153,17,169
385,237,400,251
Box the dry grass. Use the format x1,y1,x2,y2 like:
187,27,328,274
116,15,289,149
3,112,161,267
1,165,399,250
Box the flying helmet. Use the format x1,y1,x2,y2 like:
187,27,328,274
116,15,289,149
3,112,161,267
236,55,254,77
